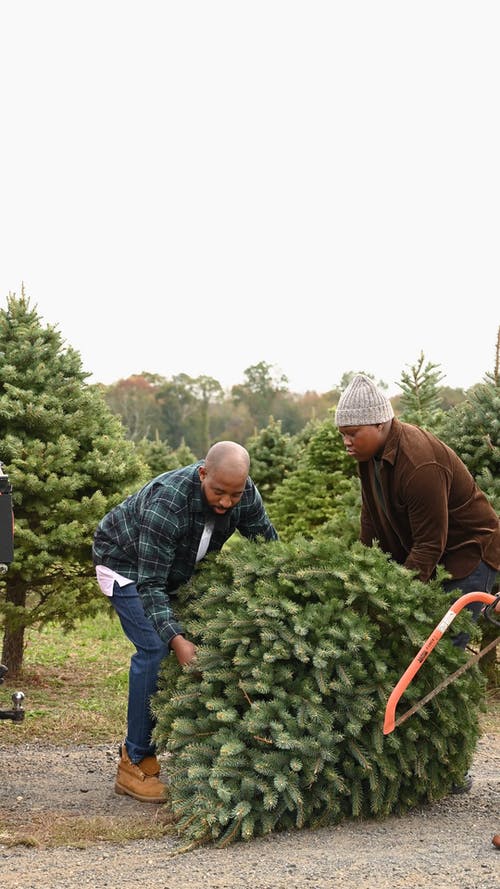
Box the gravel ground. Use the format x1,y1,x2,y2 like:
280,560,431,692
0,733,499,889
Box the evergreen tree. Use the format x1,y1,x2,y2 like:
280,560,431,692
134,434,196,477
0,291,146,675
245,417,297,498
438,334,500,513
398,352,446,431
135,434,176,477
439,378,500,513
171,439,198,468
268,415,357,541
153,535,484,848
315,475,362,547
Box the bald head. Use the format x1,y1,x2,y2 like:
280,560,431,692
204,441,250,475
199,442,250,515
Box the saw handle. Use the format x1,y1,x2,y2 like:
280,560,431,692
383,591,496,736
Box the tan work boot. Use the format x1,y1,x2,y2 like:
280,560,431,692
115,742,167,803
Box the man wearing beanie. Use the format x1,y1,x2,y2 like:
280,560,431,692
335,374,500,792
336,379,499,601
335,373,499,604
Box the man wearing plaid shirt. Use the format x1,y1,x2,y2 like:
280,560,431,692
93,440,278,802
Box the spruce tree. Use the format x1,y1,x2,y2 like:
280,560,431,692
439,376,500,513
173,438,198,467
152,535,483,849
245,417,297,497
135,435,176,477
398,352,446,431
135,435,197,477
267,415,358,541
0,290,146,674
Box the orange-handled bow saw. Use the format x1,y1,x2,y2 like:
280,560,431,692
383,591,500,735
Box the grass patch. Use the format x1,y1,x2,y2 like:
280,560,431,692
0,810,176,849
1,609,133,744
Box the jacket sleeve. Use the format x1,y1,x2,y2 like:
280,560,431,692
135,491,185,645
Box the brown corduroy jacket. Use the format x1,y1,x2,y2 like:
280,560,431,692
359,418,500,582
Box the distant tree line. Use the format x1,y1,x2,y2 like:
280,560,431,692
100,359,470,461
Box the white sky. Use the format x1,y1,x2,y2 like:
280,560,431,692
2,2,499,397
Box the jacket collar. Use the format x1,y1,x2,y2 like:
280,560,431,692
380,417,402,466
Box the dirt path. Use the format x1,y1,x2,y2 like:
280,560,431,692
0,733,499,889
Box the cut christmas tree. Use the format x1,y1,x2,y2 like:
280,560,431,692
152,535,485,848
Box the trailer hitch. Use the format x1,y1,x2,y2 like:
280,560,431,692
0,664,25,722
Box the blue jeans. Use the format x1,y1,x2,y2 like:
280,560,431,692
110,581,169,763
442,560,498,649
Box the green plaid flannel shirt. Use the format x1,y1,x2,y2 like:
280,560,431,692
92,461,278,645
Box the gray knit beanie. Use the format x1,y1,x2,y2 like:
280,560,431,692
334,374,394,427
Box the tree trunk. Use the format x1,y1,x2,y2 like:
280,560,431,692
1,622,26,678
1,580,28,678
